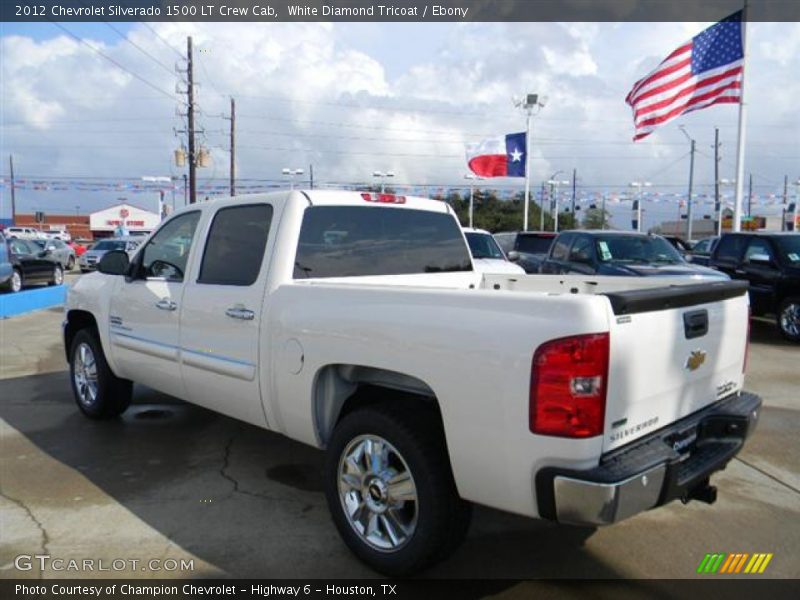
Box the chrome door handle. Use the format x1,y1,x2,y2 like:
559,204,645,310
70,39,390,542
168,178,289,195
155,298,177,311
225,307,255,321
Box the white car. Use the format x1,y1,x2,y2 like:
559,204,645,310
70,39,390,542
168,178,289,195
43,229,72,242
462,227,526,275
5,226,46,240
64,190,760,575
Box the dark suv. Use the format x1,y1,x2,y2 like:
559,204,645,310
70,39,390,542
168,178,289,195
493,231,556,273
539,230,728,280
709,232,800,342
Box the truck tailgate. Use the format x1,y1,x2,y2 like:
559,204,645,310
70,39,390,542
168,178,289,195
602,280,750,453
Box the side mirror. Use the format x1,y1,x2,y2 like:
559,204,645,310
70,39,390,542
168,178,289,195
98,250,130,276
507,250,520,262
748,253,773,267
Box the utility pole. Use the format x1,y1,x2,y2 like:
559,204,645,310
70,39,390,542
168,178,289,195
747,173,753,219
571,168,577,223
782,175,788,231
229,97,235,196
539,182,546,231
686,138,695,240
187,36,197,204
309,164,314,189
679,126,695,240
8,154,16,224
714,128,721,236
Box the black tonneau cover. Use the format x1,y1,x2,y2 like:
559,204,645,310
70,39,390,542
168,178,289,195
603,280,749,315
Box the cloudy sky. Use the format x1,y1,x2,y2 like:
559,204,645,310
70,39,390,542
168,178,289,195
1,20,798,229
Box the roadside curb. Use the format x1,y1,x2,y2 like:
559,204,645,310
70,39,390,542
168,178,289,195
0,285,66,319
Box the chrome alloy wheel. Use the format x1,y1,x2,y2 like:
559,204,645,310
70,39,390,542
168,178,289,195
73,342,98,407
338,434,418,552
10,270,22,292
780,302,800,338
54,266,64,285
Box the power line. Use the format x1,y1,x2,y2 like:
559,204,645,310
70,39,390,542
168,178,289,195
103,22,175,76
51,22,181,104
138,21,185,59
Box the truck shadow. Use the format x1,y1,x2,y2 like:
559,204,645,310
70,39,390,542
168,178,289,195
0,371,644,584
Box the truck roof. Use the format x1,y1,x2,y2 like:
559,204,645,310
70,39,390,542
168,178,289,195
172,190,454,216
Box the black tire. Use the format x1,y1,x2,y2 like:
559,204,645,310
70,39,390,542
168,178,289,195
69,329,132,419
3,268,23,293
777,296,800,343
49,265,63,286
324,398,472,575
66,255,75,270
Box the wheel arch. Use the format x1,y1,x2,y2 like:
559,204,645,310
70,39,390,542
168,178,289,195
312,364,439,448
64,310,99,362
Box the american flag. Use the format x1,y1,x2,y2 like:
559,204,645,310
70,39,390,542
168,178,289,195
626,11,744,141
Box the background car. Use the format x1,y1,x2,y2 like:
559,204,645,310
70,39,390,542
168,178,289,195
69,240,90,257
462,227,525,275
540,230,729,280
661,235,693,257
493,231,557,273
4,226,46,240
709,232,800,342
30,238,77,271
688,236,720,266
79,237,142,272
43,229,72,242
0,236,64,292
0,232,13,290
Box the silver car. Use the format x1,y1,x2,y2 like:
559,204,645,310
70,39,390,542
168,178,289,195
30,238,77,271
79,237,142,273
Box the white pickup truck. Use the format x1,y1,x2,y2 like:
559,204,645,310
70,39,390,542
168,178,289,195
64,190,761,574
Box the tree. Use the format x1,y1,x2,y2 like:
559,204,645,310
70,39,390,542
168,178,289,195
582,207,611,230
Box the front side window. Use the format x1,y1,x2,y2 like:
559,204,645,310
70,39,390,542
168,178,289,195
137,212,201,281
569,236,594,264
293,206,471,279
199,204,273,286
775,236,800,265
595,235,683,264
550,234,573,261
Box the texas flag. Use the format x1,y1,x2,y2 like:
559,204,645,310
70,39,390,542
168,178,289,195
465,132,526,178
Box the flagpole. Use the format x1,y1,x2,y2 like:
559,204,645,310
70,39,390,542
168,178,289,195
732,1,749,233
524,109,532,231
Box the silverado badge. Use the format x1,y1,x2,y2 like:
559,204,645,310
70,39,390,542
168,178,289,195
685,350,707,371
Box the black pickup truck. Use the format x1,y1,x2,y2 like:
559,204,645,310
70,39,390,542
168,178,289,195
709,232,800,342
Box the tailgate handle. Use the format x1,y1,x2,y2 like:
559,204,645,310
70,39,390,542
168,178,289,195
683,309,708,339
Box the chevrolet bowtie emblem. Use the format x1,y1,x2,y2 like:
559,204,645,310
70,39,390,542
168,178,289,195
686,350,707,371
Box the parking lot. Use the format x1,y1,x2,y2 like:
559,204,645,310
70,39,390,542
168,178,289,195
1,275,798,583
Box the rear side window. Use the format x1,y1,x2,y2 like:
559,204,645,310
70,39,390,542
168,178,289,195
199,204,273,286
715,235,748,262
516,235,555,255
293,206,472,278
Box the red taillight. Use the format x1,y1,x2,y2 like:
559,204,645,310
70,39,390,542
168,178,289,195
743,307,751,374
361,192,406,204
530,333,609,438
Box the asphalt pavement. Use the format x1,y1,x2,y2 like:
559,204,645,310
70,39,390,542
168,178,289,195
1,287,798,582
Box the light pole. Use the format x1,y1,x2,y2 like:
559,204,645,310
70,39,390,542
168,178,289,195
543,170,564,231
679,126,696,241
629,181,652,232
282,167,304,190
717,178,736,235
464,173,484,228
547,178,570,232
793,178,800,232
142,176,171,218
515,93,546,231
372,170,395,193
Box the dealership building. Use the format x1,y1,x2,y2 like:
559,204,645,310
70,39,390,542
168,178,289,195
10,203,161,240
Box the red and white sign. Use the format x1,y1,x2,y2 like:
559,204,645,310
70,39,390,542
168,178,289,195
89,203,160,233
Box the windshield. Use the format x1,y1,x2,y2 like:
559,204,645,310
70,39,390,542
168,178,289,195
465,232,506,260
595,235,684,264
93,240,127,251
516,235,554,255
775,236,800,264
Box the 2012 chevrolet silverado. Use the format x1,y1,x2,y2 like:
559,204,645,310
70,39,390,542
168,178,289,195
64,190,761,574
